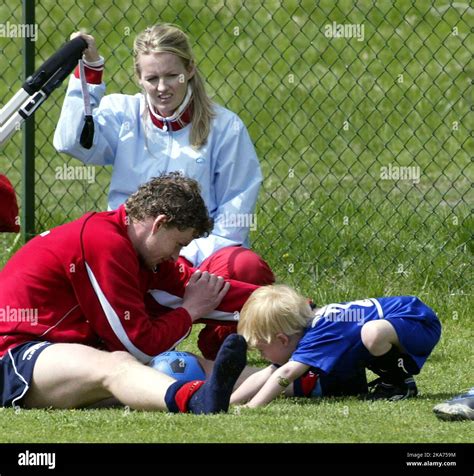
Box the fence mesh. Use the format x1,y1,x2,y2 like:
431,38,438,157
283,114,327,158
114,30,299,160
0,1,472,291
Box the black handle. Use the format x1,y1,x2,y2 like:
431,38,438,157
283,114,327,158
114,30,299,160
23,37,88,95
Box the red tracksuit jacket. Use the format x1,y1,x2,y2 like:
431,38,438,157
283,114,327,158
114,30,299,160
0,206,257,361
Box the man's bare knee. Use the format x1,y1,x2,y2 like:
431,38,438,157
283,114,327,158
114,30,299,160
102,351,143,391
108,350,139,366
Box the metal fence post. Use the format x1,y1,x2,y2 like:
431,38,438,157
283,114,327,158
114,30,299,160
21,0,35,242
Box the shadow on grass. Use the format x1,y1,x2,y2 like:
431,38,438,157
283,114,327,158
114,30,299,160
410,393,463,401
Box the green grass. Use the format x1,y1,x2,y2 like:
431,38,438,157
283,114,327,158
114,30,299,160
0,321,472,444
0,319,472,444
0,400,472,443
0,0,472,443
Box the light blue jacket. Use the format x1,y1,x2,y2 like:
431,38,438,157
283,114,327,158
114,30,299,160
53,76,262,266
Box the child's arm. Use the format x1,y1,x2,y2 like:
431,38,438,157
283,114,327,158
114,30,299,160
231,365,277,404
244,361,310,408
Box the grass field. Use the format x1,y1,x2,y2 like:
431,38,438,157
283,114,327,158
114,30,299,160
0,0,472,446
0,324,472,444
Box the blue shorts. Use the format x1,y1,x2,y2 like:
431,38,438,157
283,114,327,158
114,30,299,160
0,341,52,408
385,307,441,371
336,307,440,377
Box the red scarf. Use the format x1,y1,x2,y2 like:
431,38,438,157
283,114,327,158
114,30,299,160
148,101,193,132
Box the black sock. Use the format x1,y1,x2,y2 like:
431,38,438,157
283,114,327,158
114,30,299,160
188,334,247,414
368,347,418,384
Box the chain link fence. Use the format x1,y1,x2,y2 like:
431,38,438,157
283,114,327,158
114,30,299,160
0,1,472,291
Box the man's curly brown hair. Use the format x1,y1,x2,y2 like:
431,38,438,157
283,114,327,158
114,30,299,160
125,172,213,238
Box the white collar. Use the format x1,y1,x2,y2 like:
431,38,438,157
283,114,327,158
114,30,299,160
147,84,193,123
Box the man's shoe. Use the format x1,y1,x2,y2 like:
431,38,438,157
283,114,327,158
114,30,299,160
367,376,418,401
433,388,474,421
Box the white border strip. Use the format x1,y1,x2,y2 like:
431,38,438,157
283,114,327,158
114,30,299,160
8,348,29,409
369,298,384,319
85,262,152,363
150,290,239,322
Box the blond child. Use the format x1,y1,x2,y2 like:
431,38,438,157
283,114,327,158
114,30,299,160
231,285,441,408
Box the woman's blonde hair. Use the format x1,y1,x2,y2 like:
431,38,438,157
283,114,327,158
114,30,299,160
133,23,215,149
238,285,314,347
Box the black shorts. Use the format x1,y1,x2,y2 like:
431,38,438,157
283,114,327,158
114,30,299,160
293,367,368,398
0,341,52,408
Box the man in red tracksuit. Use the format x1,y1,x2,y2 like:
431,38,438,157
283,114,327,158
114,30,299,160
0,173,254,414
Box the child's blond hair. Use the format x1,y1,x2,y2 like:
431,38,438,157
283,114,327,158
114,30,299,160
238,285,313,347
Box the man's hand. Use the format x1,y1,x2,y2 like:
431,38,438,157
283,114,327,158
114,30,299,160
182,270,230,321
70,32,100,63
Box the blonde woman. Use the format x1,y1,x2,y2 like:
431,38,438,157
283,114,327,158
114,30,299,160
54,24,274,359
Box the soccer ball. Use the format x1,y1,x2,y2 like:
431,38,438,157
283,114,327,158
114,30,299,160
149,351,206,382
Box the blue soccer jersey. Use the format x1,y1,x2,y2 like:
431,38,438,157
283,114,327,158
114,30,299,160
290,296,441,379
